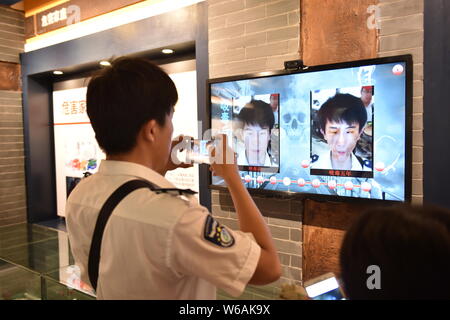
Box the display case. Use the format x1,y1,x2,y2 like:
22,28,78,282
0,259,95,300
44,265,95,299
0,223,95,300
0,259,41,300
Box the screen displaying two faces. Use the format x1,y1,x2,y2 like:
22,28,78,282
210,57,411,202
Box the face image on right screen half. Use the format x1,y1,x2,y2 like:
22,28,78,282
310,86,374,179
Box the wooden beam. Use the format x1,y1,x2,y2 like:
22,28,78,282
24,0,67,15
301,0,378,66
302,199,367,282
0,61,21,91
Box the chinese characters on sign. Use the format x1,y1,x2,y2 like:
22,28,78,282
41,8,67,27
220,105,231,121
53,87,105,217
38,4,81,30
328,170,352,177
61,100,87,116
27,0,143,39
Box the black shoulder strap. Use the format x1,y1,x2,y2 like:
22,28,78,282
88,179,158,291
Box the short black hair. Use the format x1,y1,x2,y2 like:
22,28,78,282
236,100,275,130
361,86,375,95
340,205,450,300
86,57,178,155
317,93,367,133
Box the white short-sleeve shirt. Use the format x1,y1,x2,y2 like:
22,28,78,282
66,160,261,300
311,151,371,172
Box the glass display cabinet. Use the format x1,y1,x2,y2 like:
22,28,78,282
0,223,95,300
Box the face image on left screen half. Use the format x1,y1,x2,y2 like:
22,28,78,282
211,93,280,174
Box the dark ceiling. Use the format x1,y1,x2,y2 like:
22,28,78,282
0,0,22,6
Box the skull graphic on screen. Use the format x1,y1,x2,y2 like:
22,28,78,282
281,100,308,142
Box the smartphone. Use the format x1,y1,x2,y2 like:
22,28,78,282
304,272,345,300
186,139,212,164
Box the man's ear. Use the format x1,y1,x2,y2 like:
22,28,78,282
142,119,159,143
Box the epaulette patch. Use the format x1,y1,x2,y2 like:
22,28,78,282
203,215,235,248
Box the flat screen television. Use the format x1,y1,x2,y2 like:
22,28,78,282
208,55,412,202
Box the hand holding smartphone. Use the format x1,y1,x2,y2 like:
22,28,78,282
304,272,346,300
177,135,239,182
186,139,213,164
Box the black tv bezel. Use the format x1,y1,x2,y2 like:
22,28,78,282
206,54,413,205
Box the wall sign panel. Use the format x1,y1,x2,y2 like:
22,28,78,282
52,66,200,215
26,0,146,38
52,87,105,217
165,69,200,196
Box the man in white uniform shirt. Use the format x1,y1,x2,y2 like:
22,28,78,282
66,57,281,300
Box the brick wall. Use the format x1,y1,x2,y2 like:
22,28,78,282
208,0,302,294
209,0,300,78
377,0,424,204
208,0,425,296
0,6,26,226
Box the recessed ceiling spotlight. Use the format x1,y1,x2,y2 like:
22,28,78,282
100,60,111,67
162,48,174,54
53,70,63,75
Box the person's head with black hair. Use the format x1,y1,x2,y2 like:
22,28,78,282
270,94,279,113
340,205,450,300
87,56,178,174
361,86,374,107
236,100,275,166
317,93,367,170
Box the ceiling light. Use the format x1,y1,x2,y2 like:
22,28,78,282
162,48,174,54
100,60,111,66
53,70,63,75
